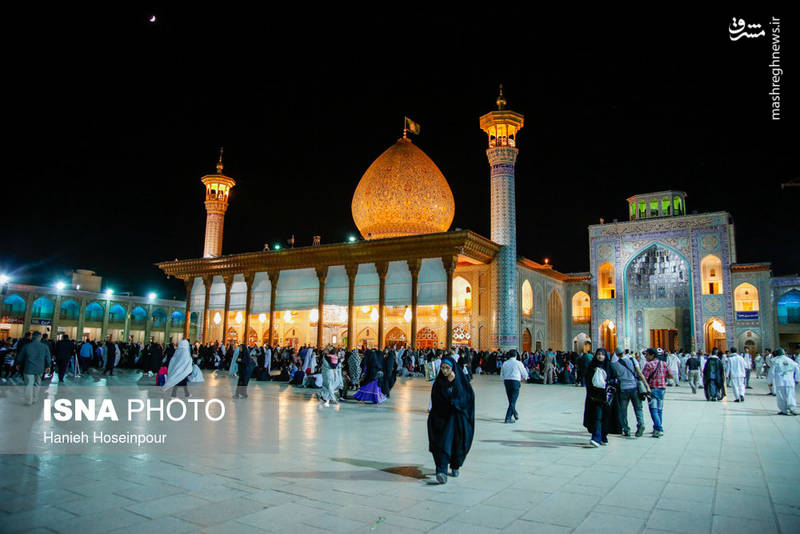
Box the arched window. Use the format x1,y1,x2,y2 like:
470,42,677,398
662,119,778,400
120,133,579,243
705,318,727,353
2,294,26,317
572,291,590,323
521,280,533,316
84,302,104,322
598,263,616,299
108,304,127,324
32,297,54,319
170,310,185,327
638,201,647,218
152,309,167,328
734,283,759,312
59,299,80,321
662,197,671,215
131,306,147,323
701,255,723,295
673,196,683,215
548,290,563,350
777,290,800,325
649,199,658,217
452,276,472,315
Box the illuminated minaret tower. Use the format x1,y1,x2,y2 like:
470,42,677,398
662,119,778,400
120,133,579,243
201,148,236,258
480,86,524,351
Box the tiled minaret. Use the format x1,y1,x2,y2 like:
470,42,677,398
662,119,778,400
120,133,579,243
201,148,236,258
480,86,524,351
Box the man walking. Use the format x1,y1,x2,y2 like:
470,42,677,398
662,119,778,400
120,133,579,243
54,333,75,384
643,348,673,438
612,347,649,437
686,351,702,394
500,350,528,424
727,348,747,402
15,331,51,405
767,349,799,415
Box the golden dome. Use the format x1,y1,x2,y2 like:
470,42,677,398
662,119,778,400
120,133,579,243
352,138,455,240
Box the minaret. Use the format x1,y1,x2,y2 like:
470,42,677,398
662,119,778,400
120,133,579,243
201,148,236,258
480,86,524,351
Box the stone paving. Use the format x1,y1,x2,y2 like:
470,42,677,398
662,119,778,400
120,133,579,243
1,371,799,533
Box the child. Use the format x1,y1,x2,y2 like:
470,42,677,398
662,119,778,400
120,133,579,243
156,366,168,386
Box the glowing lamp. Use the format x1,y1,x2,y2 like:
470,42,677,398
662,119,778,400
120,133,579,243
0,274,9,284
273,244,281,250
56,281,66,290
403,306,411,322
309,308,319,323
369,307,379,322
235,311,243,324
361,306,371,314
712,320,725,333
213,312,222,325
148,292,156,300
348,235,357,243
608,321,616,331
283,310,292,323
105,289,113,297
258,313,267,323
440,305,448,322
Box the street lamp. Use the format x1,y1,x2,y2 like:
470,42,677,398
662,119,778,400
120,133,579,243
105,289,113,297
347,235,357,243
0,274,9,285
56,281,65,290
148,292,157,300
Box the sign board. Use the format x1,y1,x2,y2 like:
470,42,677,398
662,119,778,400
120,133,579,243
736,311,759,321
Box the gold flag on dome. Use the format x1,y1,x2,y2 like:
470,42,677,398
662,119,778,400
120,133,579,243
404,117,421,135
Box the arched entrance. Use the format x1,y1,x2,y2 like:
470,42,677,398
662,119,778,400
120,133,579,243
247,328,258,345
417,327,438,349
600,320,617,351
452,324,471,348
522,329,532,353
548,290,563,350
573,333,591,352
385,327,407,347
226,327,239,345
356,327,376,349
704,318,727,353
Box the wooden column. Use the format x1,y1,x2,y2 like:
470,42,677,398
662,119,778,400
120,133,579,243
345,264,358,350
443,256,457,350
183,278,194,340
221,274,234,345
408,259,421,350
376,261,388,350
267,271,280,346
201,276,212,343
243,272,255,344
315,266,328,349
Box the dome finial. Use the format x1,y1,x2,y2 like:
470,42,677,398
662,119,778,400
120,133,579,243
216,147,224,174
496,84,506,110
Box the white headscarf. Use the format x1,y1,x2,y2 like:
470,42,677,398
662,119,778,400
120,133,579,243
162,339,193,390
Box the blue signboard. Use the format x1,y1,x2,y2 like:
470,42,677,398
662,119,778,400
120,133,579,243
736,311,759,321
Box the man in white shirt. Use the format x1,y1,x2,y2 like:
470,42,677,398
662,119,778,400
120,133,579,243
726,348,748,402
767,349,800,415
743,350,753,389
501,350,529,424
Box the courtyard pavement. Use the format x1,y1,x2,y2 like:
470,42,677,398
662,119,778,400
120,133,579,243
1,370,799,533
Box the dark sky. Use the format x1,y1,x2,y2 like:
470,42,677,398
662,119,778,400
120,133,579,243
5,8,798,300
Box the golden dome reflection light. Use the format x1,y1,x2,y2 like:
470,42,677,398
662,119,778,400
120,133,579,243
352,138,455,240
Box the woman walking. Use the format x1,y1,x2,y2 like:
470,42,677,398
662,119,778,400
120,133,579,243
427,355,475,484
234,344,255,399
162,339,193,398
319,348,340,407
583,348,617,447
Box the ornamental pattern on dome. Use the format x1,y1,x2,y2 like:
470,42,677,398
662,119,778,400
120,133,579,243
352,138,455,240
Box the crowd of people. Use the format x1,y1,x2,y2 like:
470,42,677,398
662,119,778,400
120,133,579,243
2,330,798,483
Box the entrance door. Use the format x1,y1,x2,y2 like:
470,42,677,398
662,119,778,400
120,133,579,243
649,329,678,351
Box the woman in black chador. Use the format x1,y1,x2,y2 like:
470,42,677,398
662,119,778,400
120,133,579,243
582,348,618,447
427,355,475,485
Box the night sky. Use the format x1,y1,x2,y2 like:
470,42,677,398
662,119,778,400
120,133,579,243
5,8,798,301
